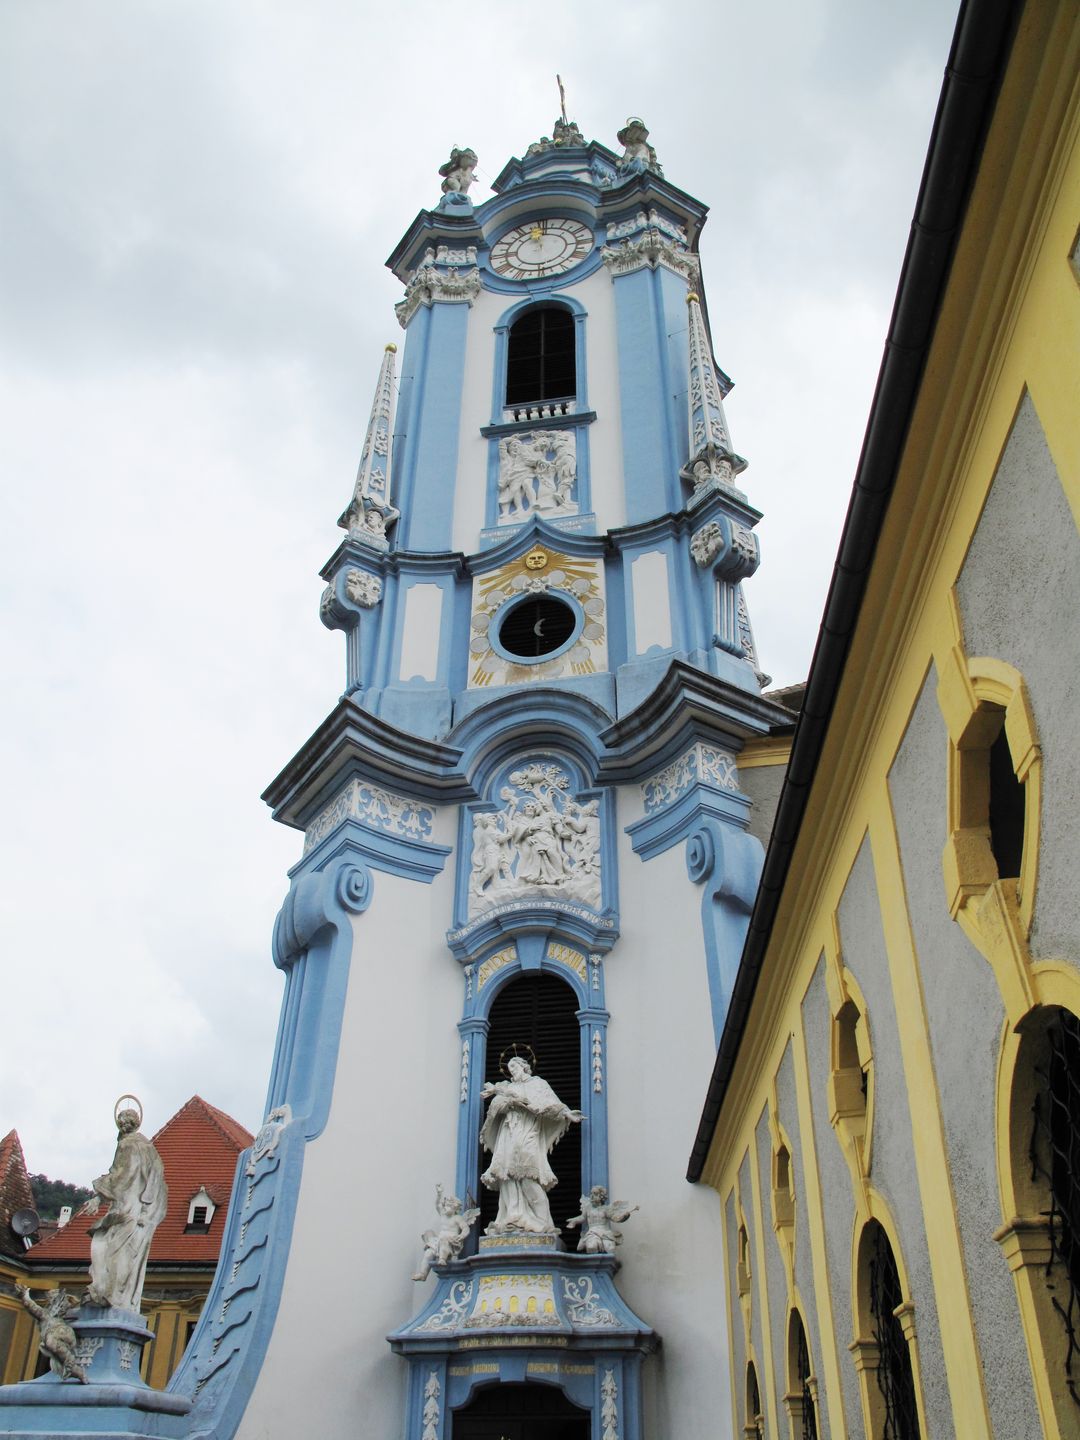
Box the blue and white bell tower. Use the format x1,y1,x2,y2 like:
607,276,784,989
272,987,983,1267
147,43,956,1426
170,113,790,1440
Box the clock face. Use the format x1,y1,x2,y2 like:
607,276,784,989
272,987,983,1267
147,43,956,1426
489,218,593,279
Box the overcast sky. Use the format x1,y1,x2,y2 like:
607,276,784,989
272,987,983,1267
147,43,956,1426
1,1,959,1183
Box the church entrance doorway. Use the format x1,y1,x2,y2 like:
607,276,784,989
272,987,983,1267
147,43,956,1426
452,1381,590,1440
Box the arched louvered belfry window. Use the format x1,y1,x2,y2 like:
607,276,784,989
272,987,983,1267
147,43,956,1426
479,971,582,1242
505,306,576,407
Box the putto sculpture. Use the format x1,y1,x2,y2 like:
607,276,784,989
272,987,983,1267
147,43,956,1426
412,1184,480,1281
85,1097,167,1312
480,1054,582,1235
438,146,477,200
15,1287,86,1383
567,1185,639,1254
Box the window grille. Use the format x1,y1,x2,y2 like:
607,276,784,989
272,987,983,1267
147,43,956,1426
795,1314,818,1440
506,307,575,406
1030,1007,1080,1408
479,972,582,1240
868,1223,921,1440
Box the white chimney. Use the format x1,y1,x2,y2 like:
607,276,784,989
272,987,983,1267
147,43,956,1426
57,1206,72,1228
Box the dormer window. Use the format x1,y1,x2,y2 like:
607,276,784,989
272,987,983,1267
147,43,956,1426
185,1187,216,1233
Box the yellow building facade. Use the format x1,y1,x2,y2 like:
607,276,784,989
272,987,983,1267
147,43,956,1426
693,3,1080,1437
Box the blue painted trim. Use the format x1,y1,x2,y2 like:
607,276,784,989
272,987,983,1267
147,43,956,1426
159,850,374,1440
625,783,751,862
394,303,469,552
466,514,609,575
298,819,450,886
684,817,763,1043
480,411,596,439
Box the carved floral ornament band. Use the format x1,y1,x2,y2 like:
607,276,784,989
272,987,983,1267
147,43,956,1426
600,230,700,284
304,778,435,855
396,250,482,327
641,743,740,813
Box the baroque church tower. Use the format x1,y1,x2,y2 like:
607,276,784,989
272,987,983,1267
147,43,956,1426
175,113,789,1440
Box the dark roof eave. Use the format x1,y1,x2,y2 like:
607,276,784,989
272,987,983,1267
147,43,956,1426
687,0,1023,1183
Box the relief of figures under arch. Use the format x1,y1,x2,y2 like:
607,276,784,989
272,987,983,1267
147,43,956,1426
468,762,601,917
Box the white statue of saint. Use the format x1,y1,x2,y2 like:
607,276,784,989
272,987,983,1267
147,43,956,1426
479,1056,582,1235
85,1102,168,1311
412,1184,480,1281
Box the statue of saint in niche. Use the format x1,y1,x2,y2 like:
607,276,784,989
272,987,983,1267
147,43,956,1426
479,1055,582,1235
85,1098,168,1311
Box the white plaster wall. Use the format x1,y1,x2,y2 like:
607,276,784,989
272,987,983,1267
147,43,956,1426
237,785,730,1440
604,801,732,1436
399,582,443,681
630,549,672,654
236,808,462,1440
572,267,625,532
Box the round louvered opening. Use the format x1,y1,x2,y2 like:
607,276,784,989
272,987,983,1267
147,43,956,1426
497,593,577,659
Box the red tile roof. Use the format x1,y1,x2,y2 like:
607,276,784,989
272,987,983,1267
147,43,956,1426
0,1129,36,1258
25,1097,253,1268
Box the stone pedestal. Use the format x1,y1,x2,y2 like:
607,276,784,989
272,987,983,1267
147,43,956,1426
0,1305,191,1439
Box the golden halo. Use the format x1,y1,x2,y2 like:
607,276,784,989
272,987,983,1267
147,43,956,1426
498,1043,537,1078
113,1094,143,1129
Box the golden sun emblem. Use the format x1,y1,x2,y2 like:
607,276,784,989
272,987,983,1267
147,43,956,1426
524,548,548,570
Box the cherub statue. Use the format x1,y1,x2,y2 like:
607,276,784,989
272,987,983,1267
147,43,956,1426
567,1185,639,1255
412,1184,480,1281
439,147,478,197
16,1286,87,1383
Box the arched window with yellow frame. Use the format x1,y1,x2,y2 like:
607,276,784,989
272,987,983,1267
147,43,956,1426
851,1217,926,1440
938,653,1041,1000
996,995,1080,1434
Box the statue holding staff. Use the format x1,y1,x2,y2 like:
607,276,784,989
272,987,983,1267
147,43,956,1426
480,1054,582,1235
85,1096,168,1312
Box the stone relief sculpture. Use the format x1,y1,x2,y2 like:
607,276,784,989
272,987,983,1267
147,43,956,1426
439,147,477,198
344,569,382,607
479,1056,583,1235
690,520,724,567
412,1185,480,1281
567,1186,639,1254
497,431,577,520
85,1098,167,1312
15,1287,86,1382
616,117,663,178
468,763,601,915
